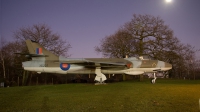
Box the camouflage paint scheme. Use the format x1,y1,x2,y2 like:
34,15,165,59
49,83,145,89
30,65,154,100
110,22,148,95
22,40,172,84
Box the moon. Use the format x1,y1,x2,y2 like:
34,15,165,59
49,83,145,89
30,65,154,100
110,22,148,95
165,0,172,3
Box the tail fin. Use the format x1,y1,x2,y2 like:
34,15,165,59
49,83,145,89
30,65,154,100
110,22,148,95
25,40,58,60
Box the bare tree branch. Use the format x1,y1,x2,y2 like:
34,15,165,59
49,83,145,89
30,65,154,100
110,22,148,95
14,23,71,57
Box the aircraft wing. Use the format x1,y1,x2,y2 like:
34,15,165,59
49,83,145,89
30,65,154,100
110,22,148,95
58,58,130,68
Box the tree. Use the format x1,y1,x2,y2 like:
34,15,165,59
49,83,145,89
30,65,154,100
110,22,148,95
0,37,7,79
11,24,72,86
95,29,135,58
14,23,71,57
124,14,178,58
0,39,27,86
96,14,177,58
1,24,72,86
95,14,197,80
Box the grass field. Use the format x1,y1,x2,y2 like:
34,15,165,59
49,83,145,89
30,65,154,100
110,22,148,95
0,79,200,112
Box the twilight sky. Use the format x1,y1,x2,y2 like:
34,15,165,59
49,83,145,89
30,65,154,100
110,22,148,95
1,0,200,58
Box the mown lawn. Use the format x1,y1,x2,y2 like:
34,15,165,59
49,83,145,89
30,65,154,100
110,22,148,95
0,79,200,112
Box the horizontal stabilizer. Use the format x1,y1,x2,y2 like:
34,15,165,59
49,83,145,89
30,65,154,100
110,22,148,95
15,53,48,57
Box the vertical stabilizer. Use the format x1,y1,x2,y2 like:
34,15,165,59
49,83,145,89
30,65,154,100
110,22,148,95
25,40,58,60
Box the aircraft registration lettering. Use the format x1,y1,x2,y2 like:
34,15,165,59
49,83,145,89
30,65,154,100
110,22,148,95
152,63,156,67
39,64,48,67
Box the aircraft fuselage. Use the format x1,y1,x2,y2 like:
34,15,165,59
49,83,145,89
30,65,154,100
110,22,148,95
21,40,172,84
23,58,172,75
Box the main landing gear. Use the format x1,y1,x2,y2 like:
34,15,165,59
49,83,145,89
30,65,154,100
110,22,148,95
94,67,107,85
151,73,157,84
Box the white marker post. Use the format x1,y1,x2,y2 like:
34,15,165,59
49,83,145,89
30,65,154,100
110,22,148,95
199,98,200,111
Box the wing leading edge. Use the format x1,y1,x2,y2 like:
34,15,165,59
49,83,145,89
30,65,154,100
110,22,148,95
58,57,132,68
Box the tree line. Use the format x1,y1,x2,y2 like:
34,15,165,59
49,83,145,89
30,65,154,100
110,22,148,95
0,14,200,86
95,14,200,80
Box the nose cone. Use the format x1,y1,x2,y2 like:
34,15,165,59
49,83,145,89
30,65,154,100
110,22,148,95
165,62,172,70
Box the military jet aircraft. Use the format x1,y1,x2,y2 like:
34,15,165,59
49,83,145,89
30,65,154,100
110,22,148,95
22,40,172,84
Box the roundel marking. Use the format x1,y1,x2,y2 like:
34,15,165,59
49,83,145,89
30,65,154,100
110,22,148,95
126,63,132,68
60,63,70,71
